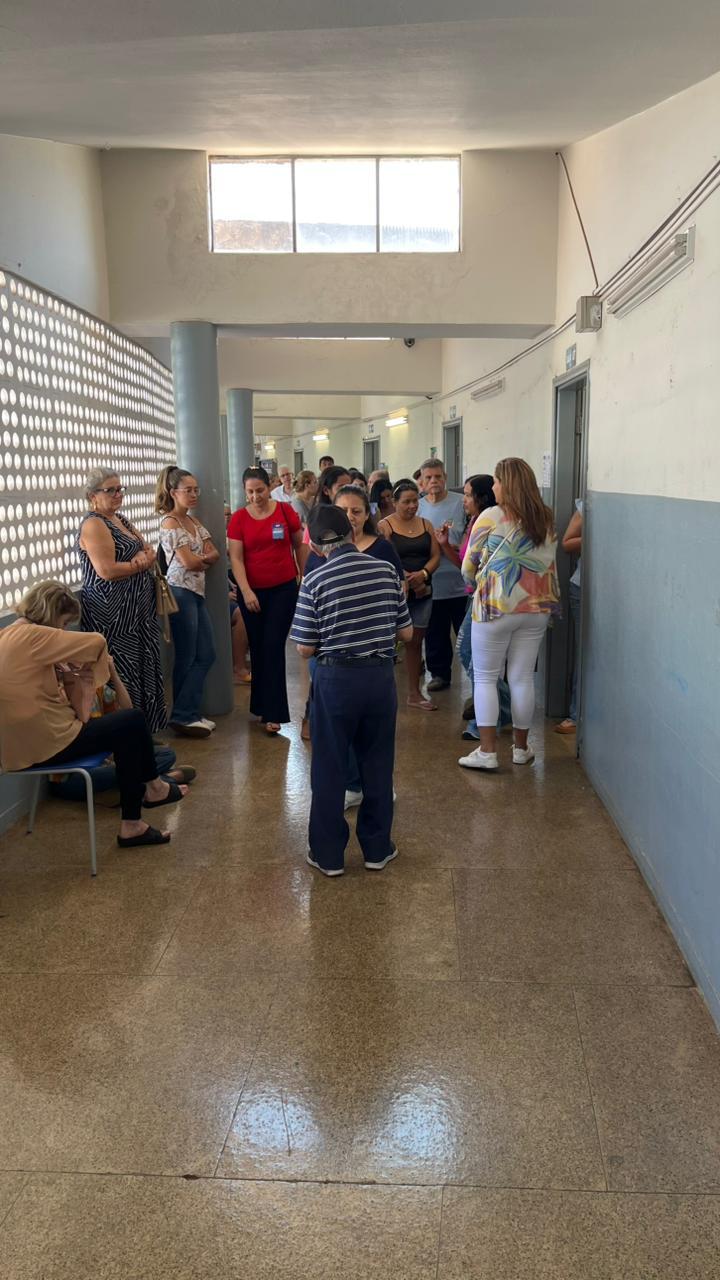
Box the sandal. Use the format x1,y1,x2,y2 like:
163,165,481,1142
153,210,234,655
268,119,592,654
264,723,281,735
407,698,437,711
301,717,311,741
143,780,186,809
117,825,171,848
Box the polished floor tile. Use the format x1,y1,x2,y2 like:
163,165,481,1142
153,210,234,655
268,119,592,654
438,1187,720,1278
217,979,604,1188
0,974,276,1175
0,1173,26,1227
575,986,720,1192
156,867,460,980
0,866,204,974
0,1174,442,1280
453,867,691,985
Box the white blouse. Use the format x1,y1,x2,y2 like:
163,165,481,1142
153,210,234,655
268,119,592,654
160,516,211,597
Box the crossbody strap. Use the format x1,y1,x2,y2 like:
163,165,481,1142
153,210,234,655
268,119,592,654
478,525,517,577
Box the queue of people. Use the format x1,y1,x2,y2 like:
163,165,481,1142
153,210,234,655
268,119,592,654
0,452,570,871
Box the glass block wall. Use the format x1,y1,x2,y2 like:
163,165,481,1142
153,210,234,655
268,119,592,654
0,267,175,614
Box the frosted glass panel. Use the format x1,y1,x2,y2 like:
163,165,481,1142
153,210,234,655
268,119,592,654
210,159,293,253
295,159,376,253
379,158,460,252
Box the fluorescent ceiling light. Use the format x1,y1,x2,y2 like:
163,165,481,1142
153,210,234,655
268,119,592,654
470,378,505,401
607,227,695,318
312,431,329,443
385,413,408,428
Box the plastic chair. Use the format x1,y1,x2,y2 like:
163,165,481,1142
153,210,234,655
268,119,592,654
2,752,109,876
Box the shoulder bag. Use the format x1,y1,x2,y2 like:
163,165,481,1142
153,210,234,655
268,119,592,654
153,536,179,641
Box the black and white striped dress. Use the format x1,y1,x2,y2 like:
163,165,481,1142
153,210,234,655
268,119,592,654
78,513,167,732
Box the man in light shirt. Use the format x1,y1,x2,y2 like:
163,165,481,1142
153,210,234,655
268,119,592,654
271,466,294,504
418,457,467,691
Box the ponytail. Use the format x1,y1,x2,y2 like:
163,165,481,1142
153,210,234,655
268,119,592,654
155,464,192,515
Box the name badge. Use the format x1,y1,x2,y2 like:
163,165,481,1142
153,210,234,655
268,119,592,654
272,522,285,541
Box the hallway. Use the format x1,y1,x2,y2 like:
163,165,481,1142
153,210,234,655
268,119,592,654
0,659,719,1277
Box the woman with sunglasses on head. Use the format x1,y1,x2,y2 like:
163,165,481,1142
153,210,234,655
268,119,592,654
156,465,221,739
78,467,167,732
227,466,303,735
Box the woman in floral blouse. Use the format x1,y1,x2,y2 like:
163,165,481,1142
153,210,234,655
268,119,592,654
459,457,559,772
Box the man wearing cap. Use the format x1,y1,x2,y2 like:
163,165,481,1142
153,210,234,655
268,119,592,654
291,505,413,876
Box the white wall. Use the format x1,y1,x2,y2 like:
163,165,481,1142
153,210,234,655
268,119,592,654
0,133,109,319
100,149,558,332
217,336,441,396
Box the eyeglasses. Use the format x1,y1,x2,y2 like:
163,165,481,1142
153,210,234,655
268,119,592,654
176,486,200,495
95,486,125,496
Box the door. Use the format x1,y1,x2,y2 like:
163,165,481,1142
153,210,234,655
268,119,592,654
293,449,304,473
442,420,463,488
545,366,589,728
363,438,380,475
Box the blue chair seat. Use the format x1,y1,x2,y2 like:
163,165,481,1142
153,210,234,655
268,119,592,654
23,753,109,773
3,752,111,874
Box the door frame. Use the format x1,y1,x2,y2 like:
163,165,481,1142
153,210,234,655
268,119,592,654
546,361,590,749
441,417,463,488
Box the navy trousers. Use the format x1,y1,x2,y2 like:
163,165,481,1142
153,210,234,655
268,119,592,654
309,659,397,871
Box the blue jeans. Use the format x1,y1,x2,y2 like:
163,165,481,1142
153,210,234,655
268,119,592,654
457,605,512,732
568,580,581,723
169,586,217,725
308,656,362,791
48,745,177,801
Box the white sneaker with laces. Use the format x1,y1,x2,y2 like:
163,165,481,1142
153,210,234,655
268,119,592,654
344,790,363,810
512,745,535,765
458,747,498,770
365,844,399,870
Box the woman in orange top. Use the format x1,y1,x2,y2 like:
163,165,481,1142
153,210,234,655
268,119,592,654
0,581,188,848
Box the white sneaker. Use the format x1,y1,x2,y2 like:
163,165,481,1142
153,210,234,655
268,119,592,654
344,790,363,810
512,745,535,765
170,720,212,738
306,853,344,877
458,747,498,770
365,844,399,870
200,718,216,731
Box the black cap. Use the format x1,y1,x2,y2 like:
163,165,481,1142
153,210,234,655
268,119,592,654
307,505,352,546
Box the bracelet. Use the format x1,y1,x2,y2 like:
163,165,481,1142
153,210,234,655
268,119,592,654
422,568,431,581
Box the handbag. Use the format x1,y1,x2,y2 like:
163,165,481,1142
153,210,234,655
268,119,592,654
152,553,179,642
56,664,97,723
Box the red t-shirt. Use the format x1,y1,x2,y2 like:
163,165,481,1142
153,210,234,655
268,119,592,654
227,502,301,590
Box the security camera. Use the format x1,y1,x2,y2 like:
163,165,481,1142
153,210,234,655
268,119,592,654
403,337,416,349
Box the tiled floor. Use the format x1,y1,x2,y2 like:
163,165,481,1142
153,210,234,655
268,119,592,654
1,657,720,1277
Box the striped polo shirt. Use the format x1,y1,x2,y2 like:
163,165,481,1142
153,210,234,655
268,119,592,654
291,544,411,658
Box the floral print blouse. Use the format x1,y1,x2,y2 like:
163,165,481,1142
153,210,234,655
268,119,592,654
462,505,560,623
160,516,211,597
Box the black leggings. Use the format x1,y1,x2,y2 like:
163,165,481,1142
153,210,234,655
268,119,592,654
240,579,298,724
39,709,158,821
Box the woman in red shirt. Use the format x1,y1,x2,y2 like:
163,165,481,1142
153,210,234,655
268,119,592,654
227,467,303,734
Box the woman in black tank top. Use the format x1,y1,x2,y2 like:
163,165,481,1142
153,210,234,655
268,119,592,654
378,480,441,711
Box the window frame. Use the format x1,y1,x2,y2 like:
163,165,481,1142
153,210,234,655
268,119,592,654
208,155,461,255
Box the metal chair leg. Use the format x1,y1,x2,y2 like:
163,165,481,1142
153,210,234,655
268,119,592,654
81,769,98,877
27,776,42,834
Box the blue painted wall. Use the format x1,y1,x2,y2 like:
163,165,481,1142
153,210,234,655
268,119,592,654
583,490,720,1026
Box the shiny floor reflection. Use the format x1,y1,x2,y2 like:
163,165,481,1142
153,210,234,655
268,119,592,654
1,653,720,1277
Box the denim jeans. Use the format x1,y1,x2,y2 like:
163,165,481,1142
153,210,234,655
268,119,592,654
169,586,217,725
48,745,177,801
457,606,512,732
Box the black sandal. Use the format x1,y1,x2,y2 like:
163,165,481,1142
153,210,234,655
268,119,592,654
143,781,185,809
162,766,197,785
117,825,171,848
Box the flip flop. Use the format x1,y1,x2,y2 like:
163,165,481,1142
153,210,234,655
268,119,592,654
407,699,437,711
117,825,171,848
143,781,186,809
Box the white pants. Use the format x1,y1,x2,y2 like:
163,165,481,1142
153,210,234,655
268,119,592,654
471,613,550,730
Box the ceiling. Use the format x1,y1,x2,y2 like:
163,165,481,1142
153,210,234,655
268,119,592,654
1,1,719,151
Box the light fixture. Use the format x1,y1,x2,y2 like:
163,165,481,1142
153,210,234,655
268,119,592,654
312,431,329,443
606,227,695,318
385,413,408,428
265,440,276,454
470,378,505,402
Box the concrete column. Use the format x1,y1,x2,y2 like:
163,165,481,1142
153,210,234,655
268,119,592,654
226,388,254,512
219,413,230,503
170,321,233,717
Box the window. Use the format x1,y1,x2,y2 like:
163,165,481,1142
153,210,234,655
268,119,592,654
209,157,460,253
